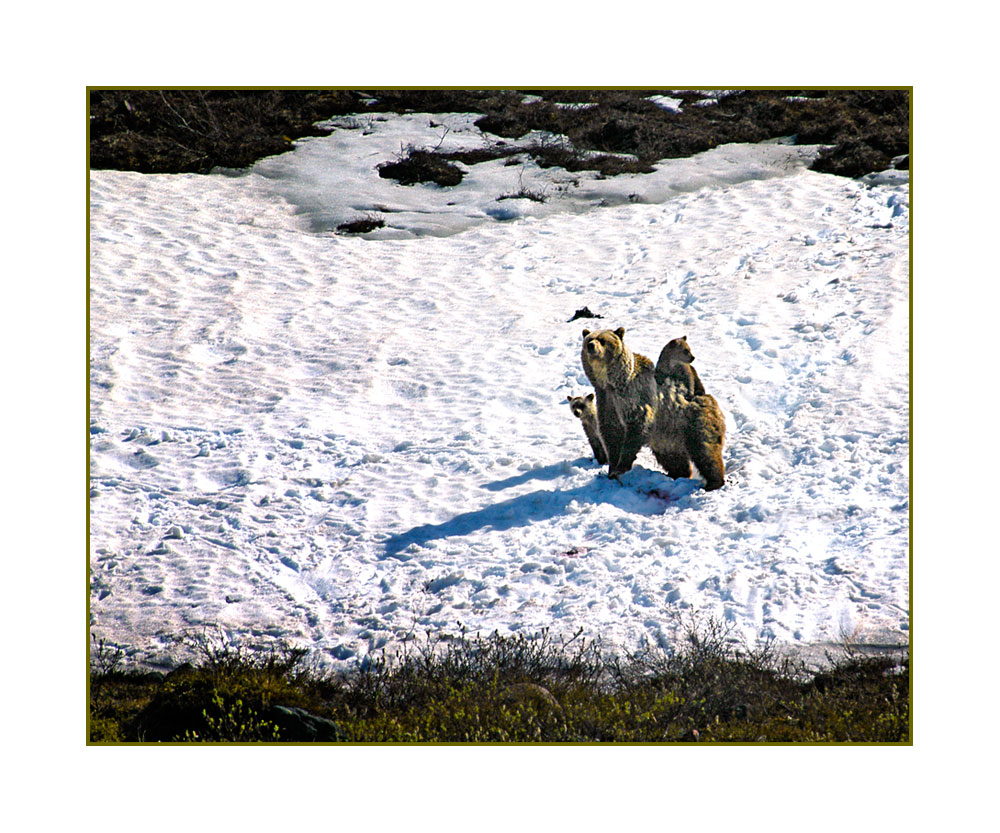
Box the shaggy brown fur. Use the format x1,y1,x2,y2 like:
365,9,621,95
567,393,608,465
581,327,726,489
654,335,706,398
581,328,658,477
647,384,727,491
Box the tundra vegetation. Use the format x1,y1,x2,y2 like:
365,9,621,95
89,624,909,743
89,89,909,180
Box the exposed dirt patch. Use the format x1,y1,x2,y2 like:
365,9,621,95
377,149,465,186
89,90,361,173
336,214,386,234
89,88,909,179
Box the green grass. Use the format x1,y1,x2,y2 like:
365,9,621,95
89,624,909,744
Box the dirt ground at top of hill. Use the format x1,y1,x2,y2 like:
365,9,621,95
88,88,909,180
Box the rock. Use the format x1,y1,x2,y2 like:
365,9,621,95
501,683,563,714
568,306,603,322
267,705,347,742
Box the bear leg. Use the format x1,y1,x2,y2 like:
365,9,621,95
651,448,692,481
595,393,645,476
607,431,645,477
685,395,726,490
687,441,725,490
588,435,609,466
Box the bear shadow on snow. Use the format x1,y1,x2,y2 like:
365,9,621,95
381,467,698,559
481,459,596,492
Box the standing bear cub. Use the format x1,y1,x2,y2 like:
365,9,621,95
654,335,706,398
581,327,726,489
567,393,608,465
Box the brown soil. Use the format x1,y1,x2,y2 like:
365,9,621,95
89,88,909,179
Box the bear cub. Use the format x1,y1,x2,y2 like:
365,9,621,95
567,393,608,465
655,335,706,398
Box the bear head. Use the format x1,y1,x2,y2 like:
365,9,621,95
661,335,695,364
581,327,627,388
566,392,596,421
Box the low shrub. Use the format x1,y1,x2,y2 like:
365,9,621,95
377,150,464,187
90,89,910,179
337,214,385,234
89,624,909,744
89,90,360,173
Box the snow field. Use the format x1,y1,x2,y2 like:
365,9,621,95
89,115,909,670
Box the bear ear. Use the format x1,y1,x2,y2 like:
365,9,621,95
683,335,688,340
582,329,591,338
614,327,626,339
586,392,594,402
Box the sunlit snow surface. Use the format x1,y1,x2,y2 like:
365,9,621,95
89,110,909,670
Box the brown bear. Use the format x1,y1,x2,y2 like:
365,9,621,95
581,327,659,477
581,327,726,489
654,335,706,398
566,393,608,465
647,385,727,491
